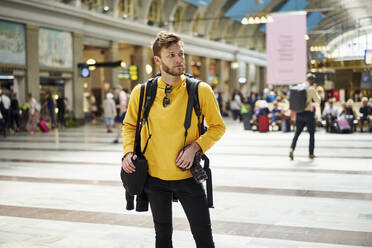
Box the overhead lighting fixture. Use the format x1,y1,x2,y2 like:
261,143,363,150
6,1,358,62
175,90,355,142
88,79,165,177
120,61,127,68
103,6,110,12
305,34,309,40
87,59,96,65
145,64,153,75
248,17,255,24
241,16,249,25
0,75,14,80
241,15,273,25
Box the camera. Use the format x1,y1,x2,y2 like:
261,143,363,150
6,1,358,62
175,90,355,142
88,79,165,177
180,153,208,184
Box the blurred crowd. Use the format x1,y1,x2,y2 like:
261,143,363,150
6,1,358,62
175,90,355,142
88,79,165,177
216,85,372,133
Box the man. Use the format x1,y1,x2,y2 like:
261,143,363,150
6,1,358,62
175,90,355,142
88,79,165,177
322,98,339,132
122,31,225,248
0,88,11,136
359,97,372,132
289,73,321,160
113,85,128,143
44,92,56,128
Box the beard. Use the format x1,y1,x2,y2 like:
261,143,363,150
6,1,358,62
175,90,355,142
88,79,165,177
161,62,185,77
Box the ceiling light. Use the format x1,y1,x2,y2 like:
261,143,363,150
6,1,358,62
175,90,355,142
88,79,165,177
248,17,255,24
267,16,274,23
254,17,260,24
241,16,249,25
260,16,267,23
87,59,96,65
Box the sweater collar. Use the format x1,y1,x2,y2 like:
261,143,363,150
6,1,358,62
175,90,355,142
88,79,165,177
158,74,186,89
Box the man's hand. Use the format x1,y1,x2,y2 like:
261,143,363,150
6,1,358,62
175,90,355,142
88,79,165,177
176,143,200,170
122,152,137,173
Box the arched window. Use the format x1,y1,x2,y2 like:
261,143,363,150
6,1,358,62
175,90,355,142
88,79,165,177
225,23,234,44
118,0,135,19
192,13,202,36
172,6,184,31
209,20,219,40
148,0,162,26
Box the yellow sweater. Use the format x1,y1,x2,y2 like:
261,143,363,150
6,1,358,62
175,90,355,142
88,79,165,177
122,75,226,180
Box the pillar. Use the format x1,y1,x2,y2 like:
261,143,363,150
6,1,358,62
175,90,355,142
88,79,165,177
72,32,84,121
185,54,192,75
200,56,209,83
134,46,148,87
105,41,119,87
25,24,39,101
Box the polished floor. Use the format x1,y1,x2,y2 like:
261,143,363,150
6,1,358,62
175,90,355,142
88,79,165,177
0,119,371,248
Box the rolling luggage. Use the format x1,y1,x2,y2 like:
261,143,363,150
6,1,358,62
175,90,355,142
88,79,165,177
258,115,269,132
336,117,351,133
38,120,50,132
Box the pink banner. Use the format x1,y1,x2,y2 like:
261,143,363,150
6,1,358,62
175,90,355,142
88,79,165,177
266,12,307,85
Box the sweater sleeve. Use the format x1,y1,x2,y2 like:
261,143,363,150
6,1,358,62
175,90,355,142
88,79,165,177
122,85,141,156
195,82,226,153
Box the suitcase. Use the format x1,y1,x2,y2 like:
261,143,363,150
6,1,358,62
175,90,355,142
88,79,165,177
289,86,307,112
336,118,351,133
258,115,269,132
38,120,50,132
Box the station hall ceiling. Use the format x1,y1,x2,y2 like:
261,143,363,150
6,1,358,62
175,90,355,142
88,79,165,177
186,0,372,44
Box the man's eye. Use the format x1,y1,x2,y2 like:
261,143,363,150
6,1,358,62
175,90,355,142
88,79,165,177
169,54,175,57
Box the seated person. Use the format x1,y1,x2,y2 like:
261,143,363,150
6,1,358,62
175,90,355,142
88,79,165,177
271,102,282,126
340,99,357,130
359,97,372,132
322,98,339,132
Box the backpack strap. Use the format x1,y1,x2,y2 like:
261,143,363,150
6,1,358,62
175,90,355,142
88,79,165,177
133,84,145,155
140,76,158,154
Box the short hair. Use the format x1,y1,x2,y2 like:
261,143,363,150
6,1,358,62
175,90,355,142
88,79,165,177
152,31,182,57
306,73,316,80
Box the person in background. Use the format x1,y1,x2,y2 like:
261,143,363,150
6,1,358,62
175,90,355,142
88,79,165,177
359,97,372,132
271,102,282,128
113,85,128,143
316,86,325,113
56,94,66,128
103,92,116,133
212,85,224,115
230,89,242,121
0,88,11,136
10,92,20,132
43,92,56,128
340,99,357,130
289,73,321,160
89,90,98,124
322,98,339,132
25,93,40,134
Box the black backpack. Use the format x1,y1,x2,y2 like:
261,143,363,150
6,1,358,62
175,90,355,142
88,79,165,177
122,73,214,210
289,85,307,112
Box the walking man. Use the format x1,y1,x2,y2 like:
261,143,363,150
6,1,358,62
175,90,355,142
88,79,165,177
290,73,321,160
121,31,226,248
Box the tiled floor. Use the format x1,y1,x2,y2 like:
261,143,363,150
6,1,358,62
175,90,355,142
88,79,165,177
0,119,371,248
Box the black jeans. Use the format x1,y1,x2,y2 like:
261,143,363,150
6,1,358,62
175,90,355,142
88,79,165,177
145,176,214,248
290,111,315,155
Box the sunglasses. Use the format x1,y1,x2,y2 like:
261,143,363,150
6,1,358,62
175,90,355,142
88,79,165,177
163,85,172,107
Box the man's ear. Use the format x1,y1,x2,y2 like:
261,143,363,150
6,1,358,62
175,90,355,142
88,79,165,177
154,56,161,66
